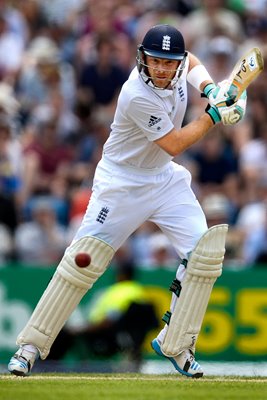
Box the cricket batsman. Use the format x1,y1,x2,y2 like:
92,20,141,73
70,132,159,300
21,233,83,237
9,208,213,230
8,24,247,378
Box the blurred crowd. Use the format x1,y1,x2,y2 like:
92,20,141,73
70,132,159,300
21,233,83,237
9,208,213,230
0,0,267,270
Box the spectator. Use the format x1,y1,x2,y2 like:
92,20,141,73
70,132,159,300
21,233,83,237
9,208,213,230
40,0,86,26
0,82,20,116
0,13,24,82
77,33,129,118
66,187,92,243
201,193,245,267
0,0,29,45
203,35,237,83
133,1,183,45
14,0,47,41
68,95,103,178
14,196,67,265
183,0,245,53
244,205,267,267
239,121,267,202
0,114,24,232
21,106,74,205
147,232,177,270
188,126,239,200
235,178,267,266
130,222,162,268
17,35,76,115
0,222,13,265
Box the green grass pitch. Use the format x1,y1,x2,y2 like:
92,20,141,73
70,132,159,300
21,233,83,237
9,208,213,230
0,374,267,400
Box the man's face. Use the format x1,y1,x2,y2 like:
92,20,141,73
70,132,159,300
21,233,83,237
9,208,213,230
146,55,179,89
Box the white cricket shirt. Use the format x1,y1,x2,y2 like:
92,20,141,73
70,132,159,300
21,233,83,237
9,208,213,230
103,60,189,171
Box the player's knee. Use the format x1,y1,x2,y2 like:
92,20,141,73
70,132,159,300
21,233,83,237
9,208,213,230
189,224,228,278
57,236,115,289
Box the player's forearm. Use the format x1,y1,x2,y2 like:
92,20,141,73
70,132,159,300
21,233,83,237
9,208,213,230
177,114,214,152
155,114,214,156
188,53,214,92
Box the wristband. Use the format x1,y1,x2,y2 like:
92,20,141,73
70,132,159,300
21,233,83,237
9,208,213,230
187,65,213,91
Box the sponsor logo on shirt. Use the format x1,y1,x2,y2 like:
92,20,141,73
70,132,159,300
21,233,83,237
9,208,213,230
148,115,162,127
178,86,185,101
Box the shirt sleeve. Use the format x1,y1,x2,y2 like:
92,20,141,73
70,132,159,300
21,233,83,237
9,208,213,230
126,96,174,142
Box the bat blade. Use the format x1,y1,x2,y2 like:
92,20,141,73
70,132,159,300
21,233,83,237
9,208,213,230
227,47,264,103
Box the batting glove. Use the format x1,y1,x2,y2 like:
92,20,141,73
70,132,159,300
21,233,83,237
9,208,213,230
220,90,247,125
205,103,221,124
205,90,247,125
204,80,247,125
204,80,235,107
202,83,218,99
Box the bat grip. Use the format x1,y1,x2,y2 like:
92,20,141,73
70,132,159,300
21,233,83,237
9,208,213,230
226,97,235,106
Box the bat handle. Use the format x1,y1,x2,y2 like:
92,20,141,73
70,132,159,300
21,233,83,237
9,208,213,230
226,97,235,106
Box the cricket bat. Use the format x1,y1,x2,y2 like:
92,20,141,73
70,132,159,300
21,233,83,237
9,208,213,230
226,47,264,105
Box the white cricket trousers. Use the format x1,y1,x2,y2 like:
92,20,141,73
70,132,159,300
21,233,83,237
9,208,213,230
73,156,208,344
73,156,208,260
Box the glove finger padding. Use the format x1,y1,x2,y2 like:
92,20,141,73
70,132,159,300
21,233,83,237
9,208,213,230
219,90,247,125
207,80,234,108
205,80,247,125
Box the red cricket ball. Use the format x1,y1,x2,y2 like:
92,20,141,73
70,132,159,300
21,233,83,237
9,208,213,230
75,252,91,268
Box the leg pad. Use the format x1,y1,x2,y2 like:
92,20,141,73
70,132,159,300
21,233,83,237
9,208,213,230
17,236,114,359
161,224,228,357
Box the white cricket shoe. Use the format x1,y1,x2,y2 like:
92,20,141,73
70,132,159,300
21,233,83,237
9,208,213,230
8,346,39,376
151,338,203,378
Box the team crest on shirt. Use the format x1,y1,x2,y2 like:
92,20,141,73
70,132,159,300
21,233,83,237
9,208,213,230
96,206,109,224
162,35,171,51
148,115,162,127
